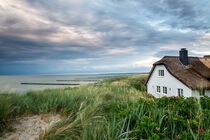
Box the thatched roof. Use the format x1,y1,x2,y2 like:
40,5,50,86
146,56,210,90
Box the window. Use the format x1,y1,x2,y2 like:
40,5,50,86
199,89,205,96
178,88,183,96
163,87,167,94
158,70,164,77
157,86,161,93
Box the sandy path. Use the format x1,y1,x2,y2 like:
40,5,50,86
1,114,61,140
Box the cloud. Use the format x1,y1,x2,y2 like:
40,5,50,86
191,50,210,56
136,0,210,31
132,56,160,68
106,47,137,55
0,0,210,74
91,56,160,70
154,50,179,57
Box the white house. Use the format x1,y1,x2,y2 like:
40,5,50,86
146,48,210,98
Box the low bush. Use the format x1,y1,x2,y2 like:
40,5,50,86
114,96,210,139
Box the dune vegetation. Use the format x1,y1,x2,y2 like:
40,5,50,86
0,74,210,139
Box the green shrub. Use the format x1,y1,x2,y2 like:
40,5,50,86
201,95,210,110
116,96,210,140
136,116,160,139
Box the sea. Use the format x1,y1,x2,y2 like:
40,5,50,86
0,73,140,94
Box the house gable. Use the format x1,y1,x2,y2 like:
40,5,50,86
147,65,192,98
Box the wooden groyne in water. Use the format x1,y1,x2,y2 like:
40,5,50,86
56,80,100,82
21,83,80,85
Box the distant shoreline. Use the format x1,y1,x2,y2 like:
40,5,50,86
0,72,148,76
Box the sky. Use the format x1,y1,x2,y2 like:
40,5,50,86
0,0,210,75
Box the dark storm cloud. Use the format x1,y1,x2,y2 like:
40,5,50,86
0,35,95,63
0,0,210,74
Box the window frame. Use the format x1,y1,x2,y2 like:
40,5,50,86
178,88,183,96
158,70,164,77
163,86,167,94
199,89,205,96
156,86,161,94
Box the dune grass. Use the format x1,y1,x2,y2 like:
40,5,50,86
0,74,210,139
0,74,149,135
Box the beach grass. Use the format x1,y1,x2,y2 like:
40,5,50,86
0,74,210,139
0,74,149,134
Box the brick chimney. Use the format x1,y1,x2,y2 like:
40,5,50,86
179,48,188,66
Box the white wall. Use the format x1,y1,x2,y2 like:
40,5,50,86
147,65,192,98
205,90,210,97
206,90,210,97
192,90,210,97
192,90,200,98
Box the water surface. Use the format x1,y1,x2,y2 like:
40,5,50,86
0,73,139,93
